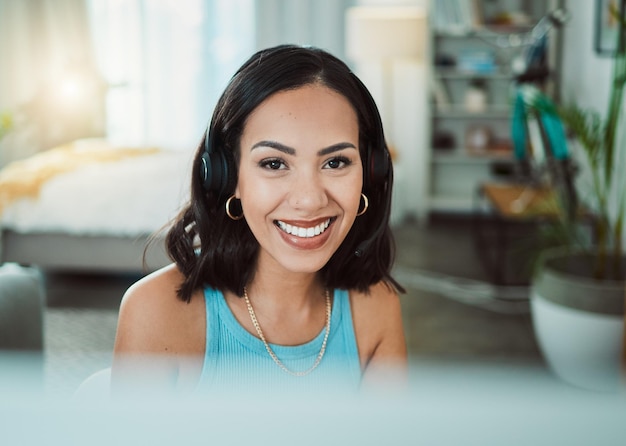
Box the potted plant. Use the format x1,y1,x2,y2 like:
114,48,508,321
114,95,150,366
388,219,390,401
525,8,626,392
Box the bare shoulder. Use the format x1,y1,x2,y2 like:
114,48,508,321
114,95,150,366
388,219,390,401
112,264,206,394
350,281,403,328
114,263,205,356
118,263,186,327
350,281,407,378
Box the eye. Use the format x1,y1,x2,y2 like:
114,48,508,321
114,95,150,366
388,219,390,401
324,156,352,169
259,158,287,170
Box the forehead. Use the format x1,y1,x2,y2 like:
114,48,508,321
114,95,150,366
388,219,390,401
242,84,359,139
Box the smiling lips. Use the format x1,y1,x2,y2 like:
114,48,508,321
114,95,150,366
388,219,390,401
274,217,337,250
276,218,332,238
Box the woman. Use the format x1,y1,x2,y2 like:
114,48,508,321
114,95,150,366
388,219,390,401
112,45,407,396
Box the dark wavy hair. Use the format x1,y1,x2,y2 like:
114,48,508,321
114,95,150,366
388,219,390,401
166,44,404,302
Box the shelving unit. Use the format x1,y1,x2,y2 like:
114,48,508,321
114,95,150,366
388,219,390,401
426,0,562,214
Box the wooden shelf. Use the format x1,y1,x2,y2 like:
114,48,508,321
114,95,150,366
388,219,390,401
435,69,512,80
480,183,559,219
427,0,559,216
432,106,511,118
432,152,515,164
434,25,535,38
429,195,476,213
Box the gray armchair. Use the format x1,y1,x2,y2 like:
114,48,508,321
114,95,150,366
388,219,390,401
0,263,44,351
0,263,45,396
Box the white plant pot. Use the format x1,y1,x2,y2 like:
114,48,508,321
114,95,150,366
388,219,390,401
531,293,624,392
530,250,625,392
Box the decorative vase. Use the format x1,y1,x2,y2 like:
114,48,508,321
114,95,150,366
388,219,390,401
530,249,625,392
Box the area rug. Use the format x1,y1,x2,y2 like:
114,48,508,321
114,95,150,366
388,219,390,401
44,307,117,398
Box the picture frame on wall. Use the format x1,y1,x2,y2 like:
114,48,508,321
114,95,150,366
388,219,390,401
595,0,625,55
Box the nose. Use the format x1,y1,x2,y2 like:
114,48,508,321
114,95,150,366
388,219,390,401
287,171,328,212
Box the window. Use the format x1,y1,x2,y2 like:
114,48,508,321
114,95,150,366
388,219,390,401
87,0,255,149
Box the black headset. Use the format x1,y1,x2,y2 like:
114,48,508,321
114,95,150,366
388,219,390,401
199,127,235,201
199,124,390,196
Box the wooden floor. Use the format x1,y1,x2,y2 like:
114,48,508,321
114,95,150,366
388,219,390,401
392,217,540,362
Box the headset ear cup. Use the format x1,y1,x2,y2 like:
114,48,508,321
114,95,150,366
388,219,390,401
200,151,212,190
200,150,229,196
368,147,390,186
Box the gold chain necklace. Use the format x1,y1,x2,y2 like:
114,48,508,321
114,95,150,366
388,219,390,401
243,287,331,377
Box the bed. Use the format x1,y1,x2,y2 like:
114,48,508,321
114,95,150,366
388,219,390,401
0,139,193,274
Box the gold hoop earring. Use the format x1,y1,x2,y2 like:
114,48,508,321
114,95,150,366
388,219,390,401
225,195,244,220
356,193,369,217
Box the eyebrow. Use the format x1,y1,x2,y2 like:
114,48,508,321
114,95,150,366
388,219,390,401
250,140,357,156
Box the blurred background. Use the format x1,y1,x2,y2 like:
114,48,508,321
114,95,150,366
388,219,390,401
0,0,624,419
0,0,616,221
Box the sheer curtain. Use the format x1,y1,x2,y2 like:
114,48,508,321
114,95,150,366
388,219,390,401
0,0,103,165
0,0,100,109
0,0,353,159
87,0,255,149
86,0,354,149
255,0,354,59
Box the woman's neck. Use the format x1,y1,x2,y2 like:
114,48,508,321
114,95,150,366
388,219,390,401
228,253,330,346
250,271,323,308
247,254,326,311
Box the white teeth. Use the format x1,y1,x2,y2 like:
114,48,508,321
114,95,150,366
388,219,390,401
277,219,331,238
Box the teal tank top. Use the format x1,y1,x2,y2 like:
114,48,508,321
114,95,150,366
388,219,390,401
197,288,362,394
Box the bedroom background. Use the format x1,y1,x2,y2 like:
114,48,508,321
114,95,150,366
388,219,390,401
0,0,621,224
0,0,427,397
0,0,253,162
1,0,624,405
0,0,429,224
0,0,361,158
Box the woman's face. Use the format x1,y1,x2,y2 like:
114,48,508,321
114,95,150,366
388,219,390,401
235,83,363,276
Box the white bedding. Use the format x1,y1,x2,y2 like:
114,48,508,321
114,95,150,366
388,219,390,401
1,148,192,236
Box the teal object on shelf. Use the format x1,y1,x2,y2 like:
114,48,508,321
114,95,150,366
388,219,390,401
540,111,569,160
511,91,528,160
511,86,570,161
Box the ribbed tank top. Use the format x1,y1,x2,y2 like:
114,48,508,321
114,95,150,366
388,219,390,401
196,288,362,394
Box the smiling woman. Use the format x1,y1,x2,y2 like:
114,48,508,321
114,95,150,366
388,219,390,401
111,45,407,397
236,84,363,274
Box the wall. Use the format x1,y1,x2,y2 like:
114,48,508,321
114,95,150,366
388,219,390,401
352,0,431,224
559,0,626,250
255,0,354,59
559,0,614,113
